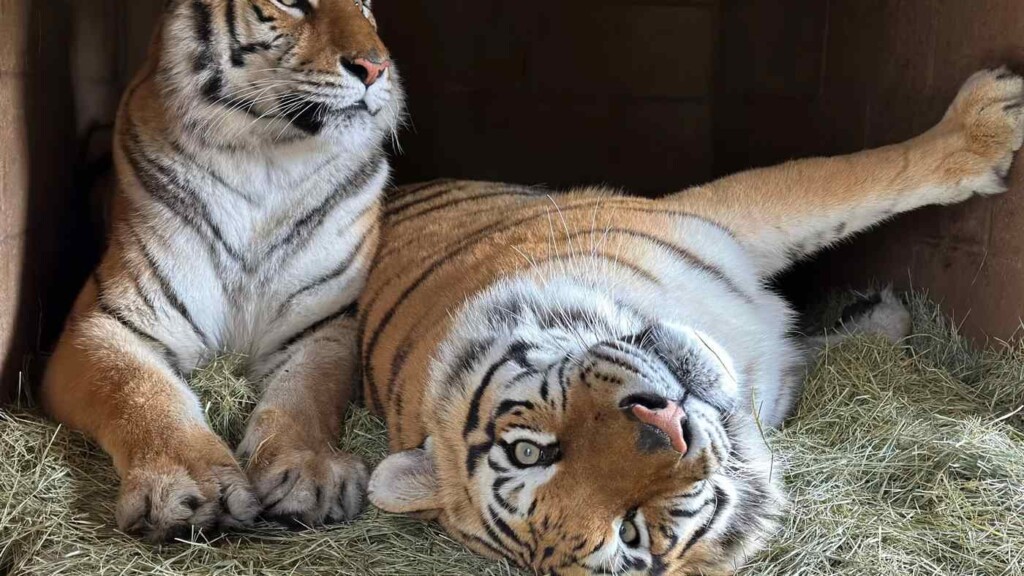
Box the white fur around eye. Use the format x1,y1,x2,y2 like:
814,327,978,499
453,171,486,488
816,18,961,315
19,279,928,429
500,429,557,446
271,0,313,16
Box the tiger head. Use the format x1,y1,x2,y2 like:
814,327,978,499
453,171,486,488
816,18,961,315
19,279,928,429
155,0,403,148
370,278,785,575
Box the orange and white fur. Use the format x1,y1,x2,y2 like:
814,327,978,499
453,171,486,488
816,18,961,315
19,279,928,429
360,69,1024,575
42,0,403,541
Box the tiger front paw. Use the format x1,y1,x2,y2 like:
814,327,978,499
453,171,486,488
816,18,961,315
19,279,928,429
116,440,259,542
936,67,1024,200
244,447,369,527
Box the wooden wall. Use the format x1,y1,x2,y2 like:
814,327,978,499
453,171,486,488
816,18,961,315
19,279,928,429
0,1,161,400
716,0,1024,341
373,0,720,195
4,0,1024,399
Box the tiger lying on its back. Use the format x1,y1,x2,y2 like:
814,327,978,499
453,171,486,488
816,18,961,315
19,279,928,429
361,69,1024,575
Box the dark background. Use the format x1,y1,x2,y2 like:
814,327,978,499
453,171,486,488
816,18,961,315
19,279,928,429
3,0,1024,400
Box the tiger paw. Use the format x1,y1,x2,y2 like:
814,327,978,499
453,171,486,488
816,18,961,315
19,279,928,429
116,447,259,542
936,67,1024,200
246,448,369,526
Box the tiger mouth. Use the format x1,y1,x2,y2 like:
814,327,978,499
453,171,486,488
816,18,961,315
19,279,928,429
283,98,375,134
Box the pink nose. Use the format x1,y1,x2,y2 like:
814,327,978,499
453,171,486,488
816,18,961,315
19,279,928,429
343,57,391,86
631,400,688,455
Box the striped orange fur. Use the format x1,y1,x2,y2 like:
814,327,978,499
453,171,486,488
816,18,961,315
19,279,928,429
362,68,1024,575
43,0,402,541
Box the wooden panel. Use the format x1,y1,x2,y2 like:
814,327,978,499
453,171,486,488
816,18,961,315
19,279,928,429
376,1,719,195
719,0,1024,341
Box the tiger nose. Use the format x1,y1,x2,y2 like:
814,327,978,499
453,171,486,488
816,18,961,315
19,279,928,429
342,57,391,86
620,394,689,455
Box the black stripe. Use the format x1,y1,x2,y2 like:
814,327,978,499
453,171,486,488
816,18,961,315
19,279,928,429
226,0,242,65
488,504,527,550
442,338,496,392
383,180,463,216
539,362,556,401
250,0,276,23
558,359,569,411
492,481,519,516
277,222,375,315
481,516,525,566
465,441,492,478
226,0,277,66
668,497,715,518
127,224,212,348
577,227,751,304
192,0,215,71
266,155,383,259
462,342,531,439
590,351,644,378
94,275,181,372
202,75,224,104
167,138,259,205
123,120,249,271
272,301,358,356
128,269,158,316
191,0,224,100
388,345,410,442
494,400,535,420
679,485,729,558
450,525,507,560
532,252,662,286
389,189,534,227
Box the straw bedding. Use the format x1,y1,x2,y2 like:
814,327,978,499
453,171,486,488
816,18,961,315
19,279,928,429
2,293,1022,575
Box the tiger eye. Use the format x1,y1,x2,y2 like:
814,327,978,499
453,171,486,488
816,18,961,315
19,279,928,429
513,441,541,466
619,519,640,547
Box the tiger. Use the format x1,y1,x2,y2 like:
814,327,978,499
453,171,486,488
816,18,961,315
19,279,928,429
360,68,1024,575
41,0,403,541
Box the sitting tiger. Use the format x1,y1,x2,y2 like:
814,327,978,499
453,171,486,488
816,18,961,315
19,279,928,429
361,68,1024,575
42,0,402,540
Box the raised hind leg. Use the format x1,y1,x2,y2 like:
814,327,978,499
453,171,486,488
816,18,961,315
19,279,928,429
668,68,1024,278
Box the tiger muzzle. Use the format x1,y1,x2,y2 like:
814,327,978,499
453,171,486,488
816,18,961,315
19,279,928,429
620,394,690,455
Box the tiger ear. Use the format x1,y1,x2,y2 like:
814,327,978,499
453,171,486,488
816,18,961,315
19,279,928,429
368,440,441,517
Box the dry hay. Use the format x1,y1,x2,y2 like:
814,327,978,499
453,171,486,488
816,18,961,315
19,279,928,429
2,294,1022,575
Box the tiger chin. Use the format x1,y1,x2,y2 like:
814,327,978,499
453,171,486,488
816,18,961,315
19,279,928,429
361,67,1024,575
42,0,403,542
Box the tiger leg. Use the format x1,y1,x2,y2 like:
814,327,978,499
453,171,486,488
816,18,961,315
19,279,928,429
239,314,368,525
41,279,259,541
668,67,1024,278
